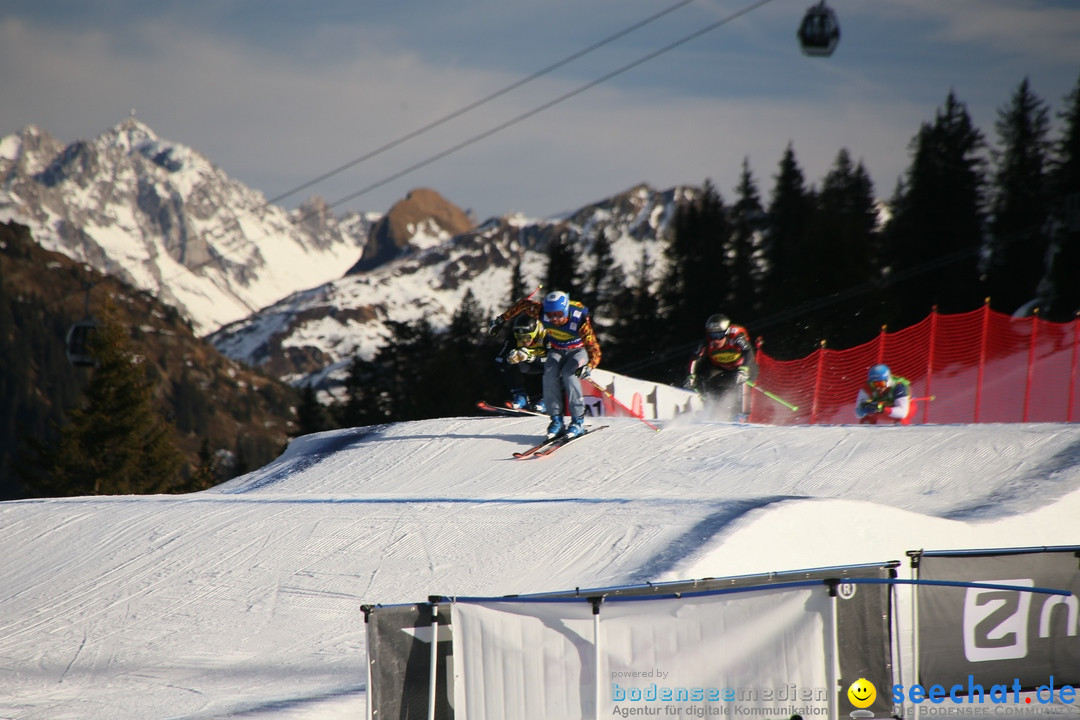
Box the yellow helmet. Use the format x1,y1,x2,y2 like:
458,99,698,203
512,315,544,346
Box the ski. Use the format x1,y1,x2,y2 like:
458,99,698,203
476,400,546,417
515,425,608,459
512,435,565,459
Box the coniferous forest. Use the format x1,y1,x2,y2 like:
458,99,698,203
4,75,1080,497
310,77,1080,431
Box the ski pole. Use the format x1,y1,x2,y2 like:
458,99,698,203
746,381,799,412
584,377,660,432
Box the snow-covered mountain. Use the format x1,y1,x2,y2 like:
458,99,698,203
0,118,375,334
208,183,693,386
1,119,697,389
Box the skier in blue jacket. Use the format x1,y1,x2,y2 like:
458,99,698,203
489,290,601,439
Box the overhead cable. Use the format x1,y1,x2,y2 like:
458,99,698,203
320,0,777,212
266,0,700,206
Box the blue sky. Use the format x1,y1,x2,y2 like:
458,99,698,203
2,0,1079,221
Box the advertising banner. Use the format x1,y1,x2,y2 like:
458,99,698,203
451,586,832,720
916,547,1080,690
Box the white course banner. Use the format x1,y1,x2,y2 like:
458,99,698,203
450,586,833,720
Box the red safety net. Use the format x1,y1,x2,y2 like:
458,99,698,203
749,304,1080,425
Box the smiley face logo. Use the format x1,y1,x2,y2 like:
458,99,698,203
847,678,876,709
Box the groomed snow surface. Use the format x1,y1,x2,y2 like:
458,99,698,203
2,415,1080,719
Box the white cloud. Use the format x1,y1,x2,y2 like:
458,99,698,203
2,1,1078,220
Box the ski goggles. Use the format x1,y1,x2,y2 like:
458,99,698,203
871,380,888,391
543,310,568,324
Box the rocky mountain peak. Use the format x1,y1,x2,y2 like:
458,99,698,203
105,117,160,151
0,120,368,334
348,187,473,273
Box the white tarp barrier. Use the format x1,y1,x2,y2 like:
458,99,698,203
586,368,703,420
451,585,833,720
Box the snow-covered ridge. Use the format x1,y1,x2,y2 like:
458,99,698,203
0,119,373,334
207,183,693,386
1,120,694,388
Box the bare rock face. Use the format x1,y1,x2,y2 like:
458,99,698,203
347,188,473,274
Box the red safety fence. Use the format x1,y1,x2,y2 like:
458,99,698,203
750,303,1080,425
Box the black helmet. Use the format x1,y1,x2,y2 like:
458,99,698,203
705,314,731,338
512,315,544,346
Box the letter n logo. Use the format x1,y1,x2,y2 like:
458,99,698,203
962,579,1033,661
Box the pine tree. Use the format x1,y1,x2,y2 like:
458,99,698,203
1047,72,1080,319
986,77,1053,314
438,288,501,414
761,145,815,357
172,370,211,434
372,318,440,421
182,438,220,492
296,383,334,435
882,90,988,327
801,149,882,348
605,247,667,379
544,230,581,296
2,226,85,498
507,257,529,305
728,158,767,321
661,179,732,348
582,227,625,333
40,301,185,496
335,356,381,428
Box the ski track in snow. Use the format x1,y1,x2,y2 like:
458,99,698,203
2,415,1080,719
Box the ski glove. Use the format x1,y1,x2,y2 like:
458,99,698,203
683,374,697,390
575,364,592,379
487,316,505,337
507,348,529,364
860,400,885,415
735,367,750,385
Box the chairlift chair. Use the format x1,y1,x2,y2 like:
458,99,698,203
798,0,840,57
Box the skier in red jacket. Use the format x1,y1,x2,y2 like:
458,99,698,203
685,314,757,423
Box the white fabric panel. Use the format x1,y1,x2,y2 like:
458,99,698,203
602,588,830,708
451,600,597,720
451,586,831,720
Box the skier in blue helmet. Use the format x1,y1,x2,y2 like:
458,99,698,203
855,364,912,424
489,289,601,439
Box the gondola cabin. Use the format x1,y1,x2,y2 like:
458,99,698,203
798,1,840,57
66,319,99,368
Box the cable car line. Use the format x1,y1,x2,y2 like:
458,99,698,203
153,0,721,286
265,0,701,207
317,0,778,213
156,0,779,291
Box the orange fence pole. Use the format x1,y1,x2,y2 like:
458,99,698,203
974,300,990,423
923,307,937,425
1023,311,1039,423
811,340,827,425
1070,313,1080,423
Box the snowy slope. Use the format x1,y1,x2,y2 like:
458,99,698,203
2,417,1080,719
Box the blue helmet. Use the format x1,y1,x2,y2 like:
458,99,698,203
868,364,891,385
542,291,570,322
